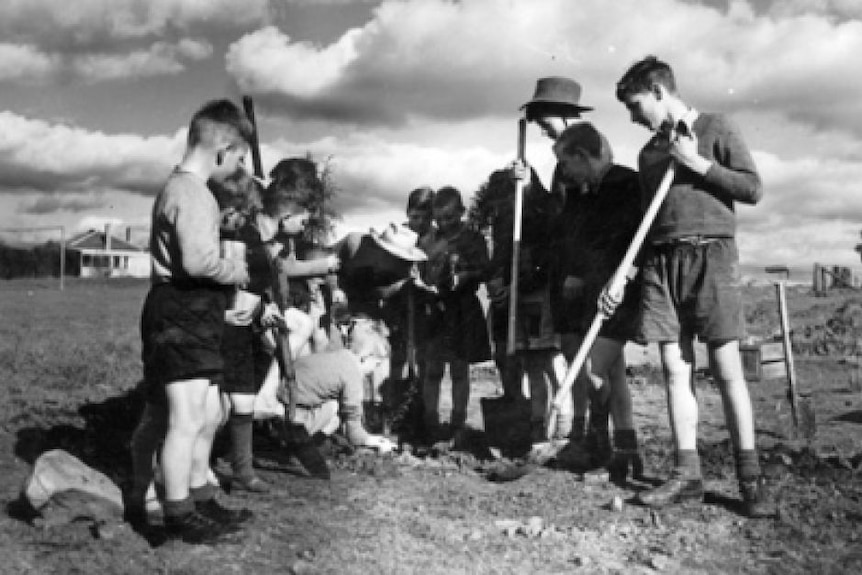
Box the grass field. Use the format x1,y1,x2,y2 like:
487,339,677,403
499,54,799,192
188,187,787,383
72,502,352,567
2,277,862,574
0,278,147,429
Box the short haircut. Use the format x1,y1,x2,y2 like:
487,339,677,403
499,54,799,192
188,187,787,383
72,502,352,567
187,99,253,149
525,102,582,122
263,157,321,217
615,55,677,102
555,122,605,159
433,186,465,212
407,186,435,213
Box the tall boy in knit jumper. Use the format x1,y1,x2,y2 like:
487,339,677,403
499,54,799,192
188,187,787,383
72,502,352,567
607,56,772,517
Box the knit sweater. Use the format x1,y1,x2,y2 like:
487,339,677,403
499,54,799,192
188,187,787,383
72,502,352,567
638,112,762,242
149,169,246,286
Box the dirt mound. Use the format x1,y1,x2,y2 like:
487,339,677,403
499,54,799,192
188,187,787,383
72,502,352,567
791,298,862,357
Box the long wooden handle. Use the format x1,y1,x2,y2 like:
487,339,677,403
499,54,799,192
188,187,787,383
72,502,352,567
546,160,677,438
776,281,799,428
241,95,264,179
243,94,298,420
506,117,528,355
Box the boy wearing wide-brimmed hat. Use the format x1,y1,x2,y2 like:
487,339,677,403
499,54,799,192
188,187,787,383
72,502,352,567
499,77,617,453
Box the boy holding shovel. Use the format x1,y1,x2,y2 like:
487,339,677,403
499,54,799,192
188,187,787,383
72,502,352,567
607,56,772,517
507,76,614,450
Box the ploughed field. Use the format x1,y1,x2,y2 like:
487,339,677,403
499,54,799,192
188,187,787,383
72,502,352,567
1,278,861,574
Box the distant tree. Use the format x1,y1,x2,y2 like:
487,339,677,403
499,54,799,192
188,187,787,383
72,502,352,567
468,168,515,234
467,167,559,290
0,241,62,279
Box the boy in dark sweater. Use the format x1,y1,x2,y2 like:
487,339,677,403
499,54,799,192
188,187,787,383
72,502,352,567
549,122,644,481
607,56,772,517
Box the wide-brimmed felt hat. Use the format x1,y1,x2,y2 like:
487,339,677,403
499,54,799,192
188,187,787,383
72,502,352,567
520,76,593,114
370,223,427,262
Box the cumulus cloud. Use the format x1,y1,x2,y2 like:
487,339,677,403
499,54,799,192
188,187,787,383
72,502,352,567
0,111,181,196
2,0,861,271
0,43,61,82
0,0,269,47
761,0,862,20
265,129,512,216
71,39,213,81
0,0,266,82
227,0,862,138
20,193,108,215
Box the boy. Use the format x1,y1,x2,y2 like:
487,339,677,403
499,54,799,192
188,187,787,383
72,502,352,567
288,317,396,454
549,122,644,481
135,99,253,543
484,168,563,443
507,76,610,448
422,186,491,444
608,56,771,517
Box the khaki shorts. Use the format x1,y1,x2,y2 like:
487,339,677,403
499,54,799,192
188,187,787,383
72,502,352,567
293,400,340,436
638,237,743,343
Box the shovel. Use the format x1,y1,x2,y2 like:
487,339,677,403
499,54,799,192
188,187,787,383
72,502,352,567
546,161,677,440
774,280,816,439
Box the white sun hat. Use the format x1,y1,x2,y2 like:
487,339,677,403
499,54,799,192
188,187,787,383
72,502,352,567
370,223,427,262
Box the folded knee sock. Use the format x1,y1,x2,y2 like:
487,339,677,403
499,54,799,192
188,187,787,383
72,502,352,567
163,496,195,518
229,413,255,479
613,429,638,452
735,449,761,480
674,449,702,479
189,483,217,503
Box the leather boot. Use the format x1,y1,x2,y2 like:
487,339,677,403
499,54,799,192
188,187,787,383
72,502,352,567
279,420,330,480
636,477,704,508
607,430,644,484
739,477,775,518
164,510,241,545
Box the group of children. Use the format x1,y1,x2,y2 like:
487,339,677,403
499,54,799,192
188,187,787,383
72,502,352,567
129,53,772,545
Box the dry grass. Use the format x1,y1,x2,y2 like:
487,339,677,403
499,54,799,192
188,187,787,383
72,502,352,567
0,278,147,431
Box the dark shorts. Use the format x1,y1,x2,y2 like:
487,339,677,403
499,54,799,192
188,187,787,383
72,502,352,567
557,282,641,343
141,283,228,403
638,237,743,343
221,324,273,395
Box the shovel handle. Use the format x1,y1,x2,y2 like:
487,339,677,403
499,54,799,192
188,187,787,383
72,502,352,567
242,96,264,179
775,281,800,428
506,117,528,355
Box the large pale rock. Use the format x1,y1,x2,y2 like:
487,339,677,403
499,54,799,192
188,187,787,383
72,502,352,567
22,449,123,527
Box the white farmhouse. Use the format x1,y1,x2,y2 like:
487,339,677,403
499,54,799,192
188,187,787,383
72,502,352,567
66,224,149,278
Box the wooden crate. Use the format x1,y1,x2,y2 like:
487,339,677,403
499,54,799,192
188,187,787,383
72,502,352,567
740,341,787,381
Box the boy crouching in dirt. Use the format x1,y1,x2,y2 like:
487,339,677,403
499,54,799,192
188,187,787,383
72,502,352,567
284,316,396,454
130,99,254,544
606,56,773,517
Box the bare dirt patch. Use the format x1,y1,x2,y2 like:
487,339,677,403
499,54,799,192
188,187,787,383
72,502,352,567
1,279,861,574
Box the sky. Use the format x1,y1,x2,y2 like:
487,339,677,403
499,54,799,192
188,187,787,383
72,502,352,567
2,0,862,278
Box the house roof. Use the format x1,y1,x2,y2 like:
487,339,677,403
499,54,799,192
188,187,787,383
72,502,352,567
67,229,144,252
